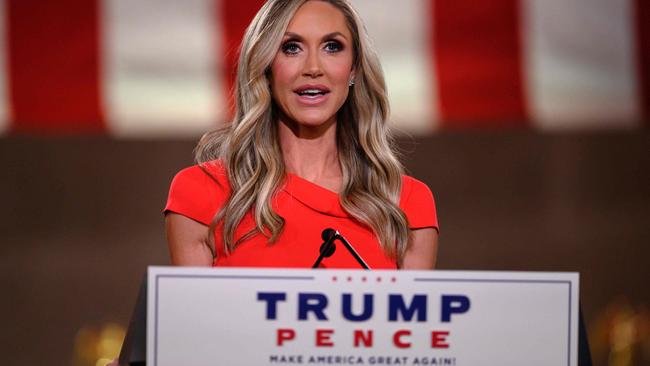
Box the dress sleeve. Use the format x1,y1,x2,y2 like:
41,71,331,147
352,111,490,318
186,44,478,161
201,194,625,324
400,176,439,232
163,165,227,226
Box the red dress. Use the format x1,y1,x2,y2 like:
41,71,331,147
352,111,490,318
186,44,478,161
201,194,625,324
164,161,438,269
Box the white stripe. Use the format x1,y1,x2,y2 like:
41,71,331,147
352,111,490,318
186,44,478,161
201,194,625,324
353,0,438,134
102,0,225,137
0,0,9,135
523,0,640,129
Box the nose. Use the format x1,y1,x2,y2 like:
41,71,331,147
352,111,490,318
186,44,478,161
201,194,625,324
302,50,323,78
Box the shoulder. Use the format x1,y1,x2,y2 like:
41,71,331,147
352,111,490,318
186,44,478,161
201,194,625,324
399,175,438,231
400,175,434,202
170,160,228,189
164,160,230,225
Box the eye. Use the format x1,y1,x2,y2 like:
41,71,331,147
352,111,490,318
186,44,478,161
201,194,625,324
324,40,343,53
281,41,301,55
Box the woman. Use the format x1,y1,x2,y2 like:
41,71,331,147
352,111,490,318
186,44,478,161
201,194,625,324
165,0,438,269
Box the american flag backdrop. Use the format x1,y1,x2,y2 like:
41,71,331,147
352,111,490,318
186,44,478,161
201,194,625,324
0,0,648,136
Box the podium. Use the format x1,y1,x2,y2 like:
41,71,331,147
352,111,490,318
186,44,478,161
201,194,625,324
120,267,592,366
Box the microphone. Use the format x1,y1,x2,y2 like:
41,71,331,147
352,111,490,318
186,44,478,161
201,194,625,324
311,228,371,270
312,229,337,268
320,228,337,257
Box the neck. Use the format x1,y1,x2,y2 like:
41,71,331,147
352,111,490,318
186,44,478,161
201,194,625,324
278,116,341,184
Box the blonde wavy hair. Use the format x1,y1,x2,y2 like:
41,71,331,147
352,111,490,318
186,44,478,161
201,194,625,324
195,0,409,263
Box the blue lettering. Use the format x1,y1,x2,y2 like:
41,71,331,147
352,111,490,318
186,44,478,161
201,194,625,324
388,294,427,322
342,293,374,321
298,293,328,320
441,295,470,322
257,292,286,320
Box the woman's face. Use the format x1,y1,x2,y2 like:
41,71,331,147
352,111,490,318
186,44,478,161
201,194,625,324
270,1,355,131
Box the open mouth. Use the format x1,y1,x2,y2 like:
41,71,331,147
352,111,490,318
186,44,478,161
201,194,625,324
294,85,331,99
296,89,329,98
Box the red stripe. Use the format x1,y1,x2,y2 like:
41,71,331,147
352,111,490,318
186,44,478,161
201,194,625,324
219,0,266,115
636,0,650,121
7,0,104,134
432,0,528,128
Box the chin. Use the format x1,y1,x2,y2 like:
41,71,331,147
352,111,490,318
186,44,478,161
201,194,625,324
290,110,336,128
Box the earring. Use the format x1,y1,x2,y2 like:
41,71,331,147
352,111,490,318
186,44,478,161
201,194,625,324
348,77,355,87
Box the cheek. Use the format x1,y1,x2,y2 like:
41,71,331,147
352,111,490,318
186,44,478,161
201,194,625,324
271,58,299,91
327,58,354,82
322,57,354,102
325,59,353,104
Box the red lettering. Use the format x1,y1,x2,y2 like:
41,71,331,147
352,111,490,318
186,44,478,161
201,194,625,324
392,330,411,348
431,331,450,348
316,329,335,347
353,330,373,347
278,328,449,348
277,329,295,346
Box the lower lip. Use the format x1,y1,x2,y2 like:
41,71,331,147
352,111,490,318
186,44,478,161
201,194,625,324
295,92,330,106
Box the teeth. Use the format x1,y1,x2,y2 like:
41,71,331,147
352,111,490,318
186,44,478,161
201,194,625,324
297,89,327,96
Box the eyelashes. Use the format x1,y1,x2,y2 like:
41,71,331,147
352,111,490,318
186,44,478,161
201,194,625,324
281,40,345,55
324,40,343,52
281,41,301,55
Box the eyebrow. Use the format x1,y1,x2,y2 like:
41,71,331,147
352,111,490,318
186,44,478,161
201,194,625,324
283,31,348,41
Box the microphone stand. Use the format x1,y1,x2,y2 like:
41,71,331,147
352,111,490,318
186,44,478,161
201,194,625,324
312,228,371,270
334,232,370,269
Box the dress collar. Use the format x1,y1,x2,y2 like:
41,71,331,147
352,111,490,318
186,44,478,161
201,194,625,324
282,173,350,218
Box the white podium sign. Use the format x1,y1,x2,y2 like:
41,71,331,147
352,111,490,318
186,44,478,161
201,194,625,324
147,267,579,366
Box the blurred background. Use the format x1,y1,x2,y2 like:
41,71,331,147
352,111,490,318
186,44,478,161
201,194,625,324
0,0,648,365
